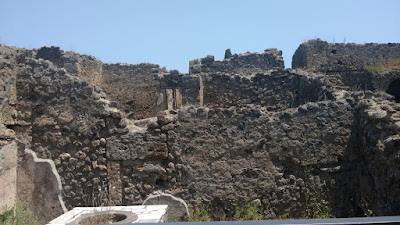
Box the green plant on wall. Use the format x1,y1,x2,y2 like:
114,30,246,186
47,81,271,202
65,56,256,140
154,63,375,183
359,198,374,217
363,59,400,75
303,174,334,219
188,204,213,222
363,64,384,75
0,201,40,225
233,201,261,221
187,200,261,222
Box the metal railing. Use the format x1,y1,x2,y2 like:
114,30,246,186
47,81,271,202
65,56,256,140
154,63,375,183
133,216,400,225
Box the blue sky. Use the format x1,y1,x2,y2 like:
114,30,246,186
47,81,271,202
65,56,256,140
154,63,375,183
0,0,399,72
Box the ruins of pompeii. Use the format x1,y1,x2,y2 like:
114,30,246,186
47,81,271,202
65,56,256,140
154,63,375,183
0,39,400,223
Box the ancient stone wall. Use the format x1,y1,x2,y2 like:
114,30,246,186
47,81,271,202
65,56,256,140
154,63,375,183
323,71,374,91
189,49,284,76
13,56,126,210
154,70,201,114
202,70,333,111
106,98,362,218
356,96,400,216
2,43,400,221
101,63,162,120
370,68,400,103
35,46,162,120
36,46,103,84
155,69,335,113
292,39,400,72
0,45,28,143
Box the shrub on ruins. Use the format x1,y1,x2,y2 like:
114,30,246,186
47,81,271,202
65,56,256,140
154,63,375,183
187,199,261,222
303,174,333,219
224,48,232,59
232,200,261,221
0,201,40,225
363,64,384,75
364,59,400,75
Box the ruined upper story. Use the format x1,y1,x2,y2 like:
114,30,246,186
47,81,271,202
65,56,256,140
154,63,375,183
3,41,400,120
189,48,284,75
292,39,400,72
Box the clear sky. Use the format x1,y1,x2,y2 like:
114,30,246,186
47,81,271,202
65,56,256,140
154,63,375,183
1,0,399,72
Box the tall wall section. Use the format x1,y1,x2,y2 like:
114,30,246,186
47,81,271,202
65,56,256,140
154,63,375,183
35,46,163,120
101,63,162,119
201,70,333,111
292,39,400,72
15,57,117,209
292,39,400,100
355,97,400,215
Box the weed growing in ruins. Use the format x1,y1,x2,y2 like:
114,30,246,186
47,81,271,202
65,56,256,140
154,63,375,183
276,213,291,220
364,59,400,75
233,201,261,221
0,201,40,225
187,200,261,222
359,198,374,217
188,204,212,222
303,174,334,219
363,65,384,75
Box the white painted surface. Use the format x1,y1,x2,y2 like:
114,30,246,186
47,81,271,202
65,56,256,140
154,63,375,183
47,205,168,225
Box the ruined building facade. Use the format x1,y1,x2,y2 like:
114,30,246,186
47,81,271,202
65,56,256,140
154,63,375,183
1,39,400,222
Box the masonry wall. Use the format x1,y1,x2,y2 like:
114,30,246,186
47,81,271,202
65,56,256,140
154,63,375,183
154,70,201,114
356,96,400,216
101,63,161,119
35,46,162,120
0,45,28,142
202,70,333,111
14,56,125,210
106,99,362,218
189,49,284,76
292,39,400,72
2,43,400,221
36,46,103,85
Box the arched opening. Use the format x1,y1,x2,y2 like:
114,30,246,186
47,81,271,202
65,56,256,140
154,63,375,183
386,79,400,103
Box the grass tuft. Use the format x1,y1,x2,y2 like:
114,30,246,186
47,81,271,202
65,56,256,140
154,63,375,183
187,200,261,222
304,174,334,219
0,201,40,225
364,59,400,75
